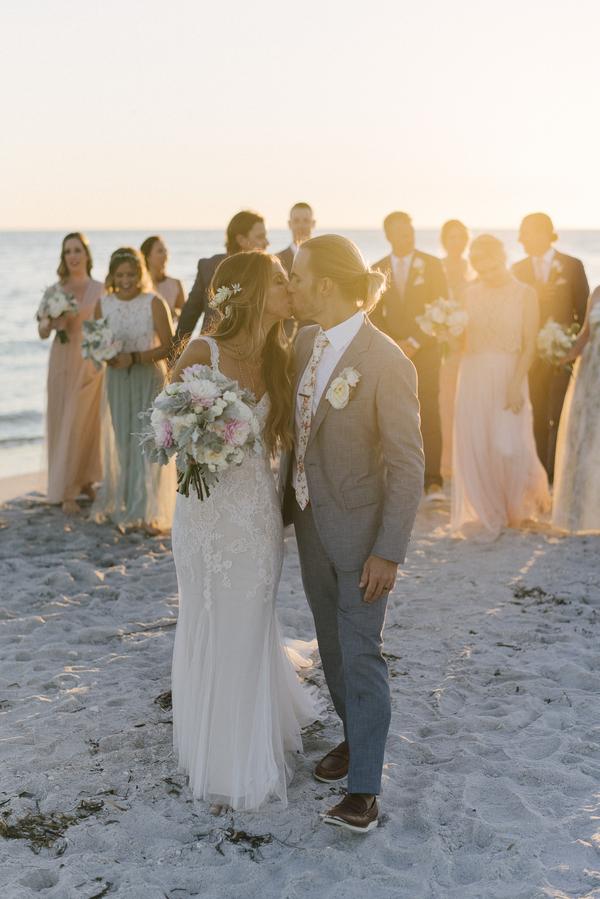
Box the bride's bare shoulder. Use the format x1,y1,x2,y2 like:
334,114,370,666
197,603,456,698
171,337,212,381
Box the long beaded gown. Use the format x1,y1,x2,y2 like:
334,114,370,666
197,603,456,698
170,337,319,811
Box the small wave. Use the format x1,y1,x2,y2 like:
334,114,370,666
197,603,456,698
0,436,43,448
0,410,42,425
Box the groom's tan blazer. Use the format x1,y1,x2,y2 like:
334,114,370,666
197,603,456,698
281,318,424,571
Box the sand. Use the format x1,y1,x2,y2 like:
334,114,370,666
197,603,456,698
0,488,599,899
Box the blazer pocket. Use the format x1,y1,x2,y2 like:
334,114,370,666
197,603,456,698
343,481,380,510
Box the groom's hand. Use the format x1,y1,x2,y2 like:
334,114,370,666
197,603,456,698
359,555,398,604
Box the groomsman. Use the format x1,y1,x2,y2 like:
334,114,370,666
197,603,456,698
371,212,448,499
276,202,316,276
177,210,268,340
512,213,589,481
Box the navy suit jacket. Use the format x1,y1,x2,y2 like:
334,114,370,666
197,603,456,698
176,253,226,340
276,246,295,276
512,251,589,328
370,251,448,359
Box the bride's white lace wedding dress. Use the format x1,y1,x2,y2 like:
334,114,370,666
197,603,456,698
170,337,319,811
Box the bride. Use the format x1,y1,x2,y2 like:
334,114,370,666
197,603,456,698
552,285,600,533
169,251,319,813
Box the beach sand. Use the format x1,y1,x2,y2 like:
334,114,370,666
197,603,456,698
1,489,599,899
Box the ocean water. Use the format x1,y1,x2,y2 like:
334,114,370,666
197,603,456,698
1,228,599,479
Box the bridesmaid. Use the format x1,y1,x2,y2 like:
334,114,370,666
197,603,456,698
140,235,186,322
439,219,474,479
451,235,549,540
92,247,176,533
38,232,104,514
552,286,600,533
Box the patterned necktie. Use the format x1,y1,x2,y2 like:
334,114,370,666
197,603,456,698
294,329,329,509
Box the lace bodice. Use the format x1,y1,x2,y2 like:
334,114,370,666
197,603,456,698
464,277,532,355
100,293,157,353
198,336,270,426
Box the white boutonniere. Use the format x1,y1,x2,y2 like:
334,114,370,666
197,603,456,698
326,367,361,410
556,277,567,286
551,258,563,274
412,257,425,286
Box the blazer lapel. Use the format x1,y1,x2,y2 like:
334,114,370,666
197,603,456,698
308,321,373,447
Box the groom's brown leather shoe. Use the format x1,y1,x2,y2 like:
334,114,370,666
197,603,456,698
322,793,379,833
314,740,349,783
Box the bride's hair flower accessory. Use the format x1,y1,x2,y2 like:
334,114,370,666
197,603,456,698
209,283,242,310
326,367,361,410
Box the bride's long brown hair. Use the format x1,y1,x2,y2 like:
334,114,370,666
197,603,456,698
208,251,293,454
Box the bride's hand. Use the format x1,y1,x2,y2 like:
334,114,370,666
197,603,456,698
505,380,524,414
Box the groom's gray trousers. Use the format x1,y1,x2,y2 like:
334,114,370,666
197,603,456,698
292,501,391,796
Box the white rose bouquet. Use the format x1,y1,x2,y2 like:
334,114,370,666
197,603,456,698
536,319,580,366
36,285,79,343
138,365,261,500
81,318,123,369
416,297,468,348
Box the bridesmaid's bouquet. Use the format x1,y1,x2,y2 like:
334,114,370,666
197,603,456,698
139,365,261,500
36,285,79,343
81,318,122,369
537,319,580,366
416,297,468,347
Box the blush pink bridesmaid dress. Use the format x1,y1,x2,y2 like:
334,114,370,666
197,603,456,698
451,276,550,540
45,279,104,504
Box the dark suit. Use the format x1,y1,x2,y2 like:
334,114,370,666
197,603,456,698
176,253,226,341
276,246,295,276
370,251,447,489
512,251,589,481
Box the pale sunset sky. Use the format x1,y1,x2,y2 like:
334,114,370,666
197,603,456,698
1,0,599,229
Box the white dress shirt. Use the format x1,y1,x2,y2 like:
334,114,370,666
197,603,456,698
293,311,365,493
532,248,555,283
391,252,414,294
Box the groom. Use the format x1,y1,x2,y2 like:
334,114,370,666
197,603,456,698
285,235,424,833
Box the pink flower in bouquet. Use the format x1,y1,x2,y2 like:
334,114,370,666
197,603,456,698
224,418,251,447
154,418,174,449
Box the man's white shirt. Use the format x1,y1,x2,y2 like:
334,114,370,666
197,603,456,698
391,252,414,295
532,248,555,283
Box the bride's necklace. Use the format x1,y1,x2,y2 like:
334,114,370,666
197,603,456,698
221,341,262,397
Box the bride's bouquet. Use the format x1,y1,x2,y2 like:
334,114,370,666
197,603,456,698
139,365,261,500
36,285,79,343
416,297,468,347
537,319,580,366
81,318,122,369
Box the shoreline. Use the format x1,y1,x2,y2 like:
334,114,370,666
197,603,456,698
0,470,46,504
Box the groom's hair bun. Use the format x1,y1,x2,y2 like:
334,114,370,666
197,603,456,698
301,234,385,313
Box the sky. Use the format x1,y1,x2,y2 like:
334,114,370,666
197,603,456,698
1,0,599,229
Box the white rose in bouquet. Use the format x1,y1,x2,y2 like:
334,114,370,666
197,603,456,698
536,319,579,366
138,364,261,500
81,318,122,368
416,297,468,350
36,285,79,344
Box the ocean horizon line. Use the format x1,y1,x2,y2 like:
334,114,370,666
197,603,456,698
2,225,600,234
